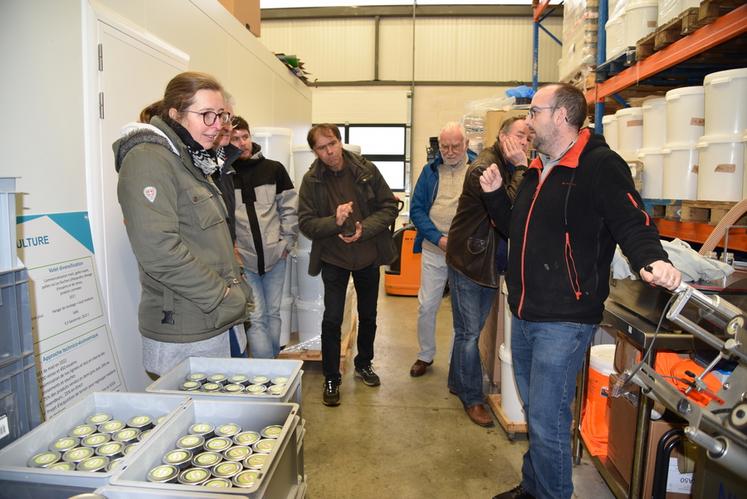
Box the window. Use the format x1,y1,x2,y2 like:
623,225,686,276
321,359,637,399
334,123,408,191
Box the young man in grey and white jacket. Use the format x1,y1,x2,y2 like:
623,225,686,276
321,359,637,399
231,116,298,358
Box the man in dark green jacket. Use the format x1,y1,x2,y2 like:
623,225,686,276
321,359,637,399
298,124,398,406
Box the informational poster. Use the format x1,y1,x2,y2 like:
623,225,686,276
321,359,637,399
16,212,124,418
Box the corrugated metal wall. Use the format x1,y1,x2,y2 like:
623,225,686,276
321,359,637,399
261,16,562,82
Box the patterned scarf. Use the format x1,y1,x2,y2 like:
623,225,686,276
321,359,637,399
168,119,219,176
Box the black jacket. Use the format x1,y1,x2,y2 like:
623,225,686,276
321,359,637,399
446,143,525,288
484,129,668,324
298,150,398,276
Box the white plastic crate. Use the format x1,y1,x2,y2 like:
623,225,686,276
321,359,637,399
146,357,303,407
0,178,18,272
111,399,302,498
0,392,190,492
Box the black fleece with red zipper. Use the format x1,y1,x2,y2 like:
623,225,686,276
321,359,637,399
483,128,668,324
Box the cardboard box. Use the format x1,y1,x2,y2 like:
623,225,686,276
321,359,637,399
218,0,261,37
483,110,529,149
608,393,693,498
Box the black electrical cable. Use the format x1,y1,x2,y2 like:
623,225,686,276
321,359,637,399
625,291,678,385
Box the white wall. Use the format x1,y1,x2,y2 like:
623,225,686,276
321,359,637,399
1,0,311,216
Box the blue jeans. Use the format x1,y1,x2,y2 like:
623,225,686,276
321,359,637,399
447,267,497,407
511,317,595,499
245,258,287,358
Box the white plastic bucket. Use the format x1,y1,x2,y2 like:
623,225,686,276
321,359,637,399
615,107,644,158
696,134,746,202
292,145,316,190
665,86,704,144
642,97,667,149
638,147,666,198
295,298,324,343
703,68,747,136
662,143,699,200
279,295,294,347
501,279,512,350
605,15,625,60
658,0,700,26
252,127,293,179
602,115,619,151
294,250,324,302
590,344,617,377
624,0,658,47
342,143,362,155
499,343,526,424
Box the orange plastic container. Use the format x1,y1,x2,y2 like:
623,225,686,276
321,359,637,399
581,344,616,457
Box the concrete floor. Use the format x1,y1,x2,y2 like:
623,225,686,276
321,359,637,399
298,274,614,499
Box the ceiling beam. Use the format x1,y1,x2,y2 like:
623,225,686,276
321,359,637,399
261,5,562,20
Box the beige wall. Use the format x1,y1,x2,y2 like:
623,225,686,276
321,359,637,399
410,86,512,184
261,16,563,83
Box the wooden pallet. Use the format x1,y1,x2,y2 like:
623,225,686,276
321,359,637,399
643,198,682,220
636,0,745,61
680,200,739,225
278,324,357,370
487,394,527,440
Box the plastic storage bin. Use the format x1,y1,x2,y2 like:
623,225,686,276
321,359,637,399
662,143,698,200
0,392,189,492
665,86,704,145
605,15,625,60
696,134,746,202
94,486,235,498
146,357,303,407
293,251,323,303
295,299,323,344
658,0,700,26
0,178,18,272
0,268,40,450
703,68,747,137
641,97,667,149
580,344,617,457
111,399,302,498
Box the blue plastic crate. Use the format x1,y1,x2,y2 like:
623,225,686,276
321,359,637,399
0,268,40,449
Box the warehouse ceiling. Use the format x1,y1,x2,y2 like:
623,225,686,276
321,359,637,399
261,1,538,7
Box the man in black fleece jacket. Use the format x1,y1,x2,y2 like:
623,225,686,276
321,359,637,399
482,84,681,499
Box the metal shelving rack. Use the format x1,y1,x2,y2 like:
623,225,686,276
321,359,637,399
532,1,563,91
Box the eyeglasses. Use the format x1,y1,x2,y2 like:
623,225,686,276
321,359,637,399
528,105,556,119
439,143,466,153
185,110,232,126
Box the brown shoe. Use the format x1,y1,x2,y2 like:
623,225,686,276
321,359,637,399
465,404,495,427
410,359,433,377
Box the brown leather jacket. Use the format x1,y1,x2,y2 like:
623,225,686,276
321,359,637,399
445,142,526,288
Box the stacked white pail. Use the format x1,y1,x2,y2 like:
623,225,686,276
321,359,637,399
291,145,324,343
662,86,704,199
638,97,666,198
696,68,747,202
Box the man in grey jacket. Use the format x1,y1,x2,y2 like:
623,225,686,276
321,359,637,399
298,123,398,406
231,116,298,358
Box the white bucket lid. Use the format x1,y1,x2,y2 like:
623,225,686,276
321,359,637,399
602,115,616,124
605,15,624,27
642,97,666,110
615,106,643,118
252,126,292,137
666,86,704,100
696,132,747,148
704,67,747,86
626,0,658,10
662,142,699,153
638,147,665,157
589,344,616,376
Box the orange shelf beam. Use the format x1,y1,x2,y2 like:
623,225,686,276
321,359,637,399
585,4,747,104
533,0,553,22
654,218,747,252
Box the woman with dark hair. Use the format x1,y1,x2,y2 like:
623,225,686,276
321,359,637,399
114,71,253,377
